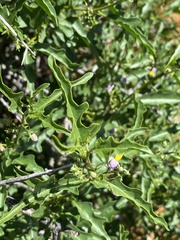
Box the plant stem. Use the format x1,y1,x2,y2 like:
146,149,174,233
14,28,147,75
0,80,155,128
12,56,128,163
0,163,72,186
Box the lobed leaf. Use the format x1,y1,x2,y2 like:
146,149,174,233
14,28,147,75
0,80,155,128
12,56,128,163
97,198,127,222
93,177,169,230
93,136,154,156
32,88,62,113
119,225,129,240
35,113,70,134
48,56,100,157
0,174,82,225
28,87,70,135
72,201,111,240
58,173,83,195
12,154,43,173
33,83,50,96
36,43,78,70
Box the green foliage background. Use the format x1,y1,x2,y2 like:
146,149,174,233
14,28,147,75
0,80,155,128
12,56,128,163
0,0,180,239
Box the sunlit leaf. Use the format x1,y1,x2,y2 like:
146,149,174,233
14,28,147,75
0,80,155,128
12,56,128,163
28,87,70,135
166,44,180,69
35,0,58,25
93,136,154,156
72,201,111,240
71,72,94,87
139,92,180,105
72,19,91,46
93,177,169,230
48,56,100,157
36,43,78,70
113,17,155,57
12,154,43,172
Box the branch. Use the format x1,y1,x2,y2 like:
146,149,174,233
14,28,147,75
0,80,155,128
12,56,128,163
0,163,73,187
0,15,35,56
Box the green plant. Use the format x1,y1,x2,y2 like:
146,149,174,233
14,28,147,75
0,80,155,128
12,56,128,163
0,1,180,239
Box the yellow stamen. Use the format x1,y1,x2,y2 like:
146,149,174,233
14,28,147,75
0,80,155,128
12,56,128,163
114,154,123,161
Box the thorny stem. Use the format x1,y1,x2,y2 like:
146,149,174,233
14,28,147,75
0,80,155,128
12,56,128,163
0,163,73,186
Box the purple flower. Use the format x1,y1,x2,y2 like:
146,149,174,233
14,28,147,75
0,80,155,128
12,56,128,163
149,67,157,77
107,156,120,171
106,84,114,93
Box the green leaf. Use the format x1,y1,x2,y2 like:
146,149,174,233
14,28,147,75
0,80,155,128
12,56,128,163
166,44,180,69
36,43,78,70
32,88,62,113
34,113,70,134
139,92,180,105
0,70,24,112
28,87,70,135
71,72,94,87
125,128,147,141
12,154,43,172
35,0,58,26
23,55,37,96
58,173,83,195
119,225,129,240
52,134,72,153
72,20,91,46
33,83,50,96
48,56,100,157
93,177,169,230
133,98,147,129
66,225,102,240
98,198,127,222
0,179,53,225
148,131,169,142
93,136,154,156
72,20,99,58
0,187,6,218
72,201,111,240
0,199,27,226
124,98,147,140
0,174,82,225
113,17,155,57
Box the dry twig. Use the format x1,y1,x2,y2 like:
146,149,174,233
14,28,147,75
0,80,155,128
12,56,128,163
0,163,72,186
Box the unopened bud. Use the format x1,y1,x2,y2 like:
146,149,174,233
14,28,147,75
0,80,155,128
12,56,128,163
0,144,5,151
30,133,38,142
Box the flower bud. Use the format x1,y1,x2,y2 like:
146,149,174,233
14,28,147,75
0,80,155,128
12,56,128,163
30,133,38,142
